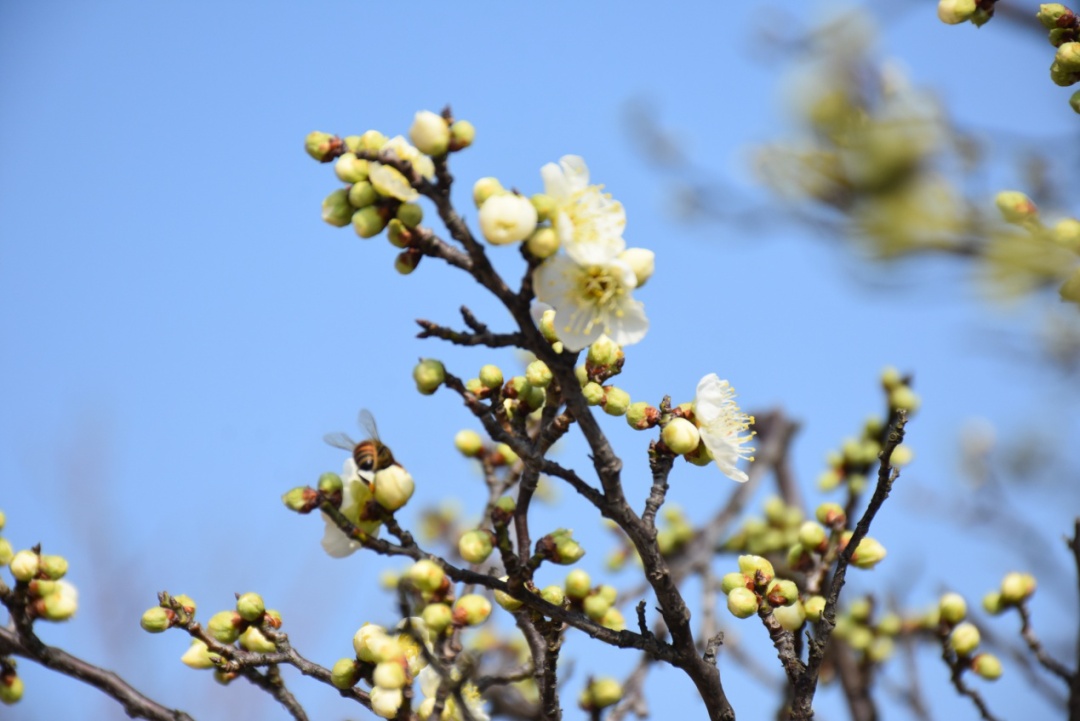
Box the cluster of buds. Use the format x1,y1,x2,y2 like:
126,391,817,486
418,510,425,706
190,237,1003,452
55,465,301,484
990,190,1080,304
332,619,434,719
534,529,587,566
721,555,799,619
1035,5,1080,111
936,0,993,26
724,495,806,556
493,569,625,632
305,109,474,274
981,571,1037,615
453,427,519,469
831,596,903,664
931,591,1004,681
569,336,652,424
7,544,78,622
788,502,888,571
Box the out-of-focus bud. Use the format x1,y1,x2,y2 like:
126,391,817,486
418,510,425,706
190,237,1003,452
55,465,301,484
816,502,846,527
765,579,799,607
0,509,5,530
409,111,450,156
453,594,492,626
937,0,977,24
208,611,241,644
331,657,360,689
1039,3,1075,28
239,626,276,653
335,153,369,183
1051,218,1080,251
407,560,446,594
889,386,921,414
583,593,611,621
449,119,475,151
995,190,1039,224
602,386,631,416
662,418,700,454
321,189,353,228
878,613,903,636
565,569,592,600
141,606,173,633
950,622,981,656
373,660,408,690
236,593,265,623
804,595,827,621
1057,42,1080,71
738,555,775,586
939,592,968,624
413,359,446,395
492,442,519,466
10,550,39,582
454,430,484,457
774,600,807,631
352,206,388,238
473,177,504,207
1000,571,1036,603
618,248,655,287
458,529,494,564
727,587,759,618
798,521,827,551
0,538,12,566
370,686,404,719
531,193,556,222
305,131,340,162
580,677,623,710
422,602,453,633
848,597,872,623
479,193,537,245
721,572,750,594
38,555,67,580
600,607,625,631
357,130,387,152
396,202,423,229
982,591,1004,615
373,466,415,511
181,640,218,670
526,227,560,259
850,536,887,569
972,652,1003,680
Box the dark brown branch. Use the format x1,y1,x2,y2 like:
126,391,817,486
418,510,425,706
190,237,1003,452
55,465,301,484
1016,600,1074,682
1069,518,1080,721
416,319,523,348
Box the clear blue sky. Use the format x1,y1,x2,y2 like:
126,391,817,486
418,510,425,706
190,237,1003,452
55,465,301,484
1,2,1076,720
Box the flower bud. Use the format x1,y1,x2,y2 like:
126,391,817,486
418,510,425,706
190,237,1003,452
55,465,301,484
492,442,519,466
889,386,921,414
525,360,553,388
394,249,422,275
236,592,265,623
334,153,369,183
540,585,565,606
564,569,592,600
662,417,700,454
409,110,450,156
1057,42,1080,71
774,601,807,631
583,593,611,621
494,577,524,612
549,530,586,565
582,382,605,405
727,587,759,618
413,359,445,395
602,386,631,416
353,623,391,663
458,529,494,564
995,190,1039,224
239,626,276,653
878,613,903,636
619,248,655,287
453,594,492,626
373,660,408,690
473,177,504,207
1051,218,1080,251
346,181,377,210
353,205,388,238
407,560,446,594
939,592,967,624
766,579,799,607
304,131,340,162
601,607,626,631
396,202,423,229
816,502,846,527
1000,571,1036,603
798,521,827,551
357,130,387,152
370,686,404,719
0,538,12,566
597,584,618,605
479,193,538,245
181,640,217,670
320,188,353,228
478,364,503,390
1051,60,1080,86
449,119,475,151
141,606,173,633
972,652,1003,680
1071,89,1080,114
330,657,360,689
721,572,750,594
526,227,560,259
850,536,887,569
580,677,623,710
982,591,1004,615
937,0,977,24
804,595,827,621
950,622,981,656
10,550,39,582
1039,3,1074,28
36,581,77,621
208,611,241,644
737,555,775,586
587,335,623,368
38,555,67,580
373,466,415,511
282,486,318,512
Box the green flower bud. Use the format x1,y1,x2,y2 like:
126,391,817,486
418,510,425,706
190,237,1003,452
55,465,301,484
877,612,903,636
352,206,388,239
352,623,392,663
213,669,237,686
950,622,981,656
564,569,592,600
625,402,659,430
721,572,750,594
452,594,492,626
347,180,377,209
409,110,450,156
39,555,68,580
407,560,446,594
454,430,484,457
798,521,827,551
239,626,276,653
525,227,560,259
0,673,23,705
580,677,623,710
181,640,217,670
387,218,412,248
937,0,977,24
530,192,557,222
396,202,423,229
661,417,700,454
597,584,618,605
421,602,453,633
684,440,714,466
141,606,173,633
525,360,553,388
477,364,503,390
373,660,408,690
1071,89,1080,114
880,366,902,390
574,364,589,387
1057,42,1080,71
1000,571,1036,603
972,652,1003,680
600,607,625,631
804,595,827,621
38,588,76,620
995,190,1039,224
304,131,339,162
850,535,887,569
492,442,519,466
458,529,494,564
1039,3,1074,28
552,532,586,565
727,587,759,618
282,486,317,512
264,609,282,628
494,577,524,612
358,130,388,152
413,359,445,395
737,555,775,586
0,538,12,566
334,153,369,183
939,592,967,624
816,502,846,527
0,509,5,530
587,335,623,368
618,248,655,288
982,591,1004,615
848,626,874,651
817,468,842,491
330,657,361,689
774,600,807,631
766,579,799,607
370,686,404,720
583,593,611,621
541,585,565,606
602,386,631,416
321,189,353,228
10,550,39,582
208,611,241,644
582,382,605,405
317,472,343,495
236,592,265,623
373,465,415,511
1051,60,1080,86
889,386,921,414
449,119,475,151
473,177,504,207
1051,217,1080,251
848,597,872,623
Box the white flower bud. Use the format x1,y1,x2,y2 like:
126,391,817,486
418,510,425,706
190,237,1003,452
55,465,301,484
373,466,415,511
479,193,538,245
408,110,450,156
370,686,404,719
661,418,700,455
618,248,655,287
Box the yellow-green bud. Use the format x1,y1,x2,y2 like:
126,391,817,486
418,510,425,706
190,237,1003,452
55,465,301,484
721,572,750,594
0,538,11,566
38,589,79,621
582,382,605,405
413,359,445,395
600,607,625,631
208,611,241,644
1039,3,1074,28
867,636,895,663
282,486,316,512
526,360,553,388
804,595,826,621
982,591,1004,615
239,626,276,653
335,153,369,183
473,177,504,207
304,131,339,162
564,569,592,600
774,601,807,631
540,585,565,606
1051,60,1080,86
727,587,759,618
574,364,589,387
850,535,887,569
409,110,450,156
236,592,265,623
458,529,494,564
1000,571,1036,603
848,597,872,623
878,612,902,636
321,188,353,228
972,652,1003,680
530,192,557,222
881,366,902,390
318,472,343,495
396,202,423,229
0,673,23,705
995,190,1039,224
422,602,453,633
1051,217,1080,251
737,555,775,585
407,560,446,593
0,509,5,530
373,660,408,690
454,429,484,457
798,521,827,551
494,577,524,612
370,686,404,720
817,468,842,491
889,386,921,415
553,533,586,565
848,625,874,651
1071,90,1080,114
937,0,977,24
766,579,799,607
330,657,361,689
587,335,623,368
950,622,981,656
453,594,492,626
478,364,503,390
347,181,377,209
449,119,475,151
1057,42,1080,71
39,555,68,580
352,623,392,663
939,592,967,624
580,677,623,710
597,584,618,604
373,465,415,511
358,130,388,152
602,386,631,416
181,640,217,670
816,502,846,527
619,248,655,288
141,606,173,633
583,593,611,621
493,442,519,466
10,550,39,582
662,417,700,454
526,227,560,259
625,401,659,430
352,206,387,238
387,218,412,248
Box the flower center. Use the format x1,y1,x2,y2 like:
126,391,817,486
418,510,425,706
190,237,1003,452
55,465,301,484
580,265,621,307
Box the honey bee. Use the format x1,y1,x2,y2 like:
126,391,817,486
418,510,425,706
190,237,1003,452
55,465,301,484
324,409,397,484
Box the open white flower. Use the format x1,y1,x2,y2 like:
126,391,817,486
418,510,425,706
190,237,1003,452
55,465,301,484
541,155,626,263
693,374,756,483
368,135,436,202
321,457,382,557
534,254,647,351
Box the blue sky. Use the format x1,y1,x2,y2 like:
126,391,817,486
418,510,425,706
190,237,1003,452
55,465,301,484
1,2,1076,720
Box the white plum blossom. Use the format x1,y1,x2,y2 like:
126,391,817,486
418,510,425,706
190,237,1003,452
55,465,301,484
541,155,627,262
321,457,382,557
368,136,436,202
417,666,490,721
478,193,538,245
693,374,756,483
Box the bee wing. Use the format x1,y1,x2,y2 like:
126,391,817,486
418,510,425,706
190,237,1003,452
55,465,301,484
358,409,381,443
323,432,358,451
